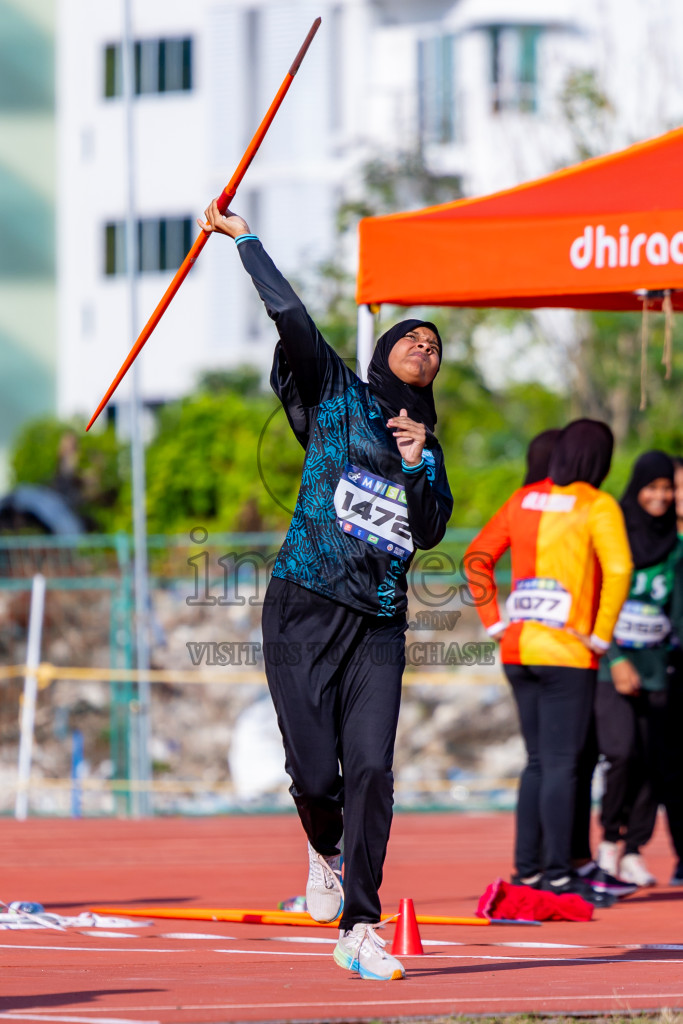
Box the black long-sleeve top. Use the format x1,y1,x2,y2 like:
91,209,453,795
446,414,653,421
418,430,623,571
238,238,453,617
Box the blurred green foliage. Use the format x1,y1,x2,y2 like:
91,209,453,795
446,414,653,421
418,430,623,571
8,317,683,534
142,386,303,534
10,416,125,531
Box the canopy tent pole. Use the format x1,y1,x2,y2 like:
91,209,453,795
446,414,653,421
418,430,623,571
357,304,376,381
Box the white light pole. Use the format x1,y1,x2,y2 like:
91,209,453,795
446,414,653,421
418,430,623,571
121,0,152,816
15,574,46,821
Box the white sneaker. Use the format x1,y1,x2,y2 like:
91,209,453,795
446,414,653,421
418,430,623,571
597,840,620,878
306,842,343,922
619,853,657,887
334,922,405,980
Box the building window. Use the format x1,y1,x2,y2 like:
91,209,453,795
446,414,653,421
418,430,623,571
104,38,193,98
488,26,540,114
418,35,456,145
104,217,193,275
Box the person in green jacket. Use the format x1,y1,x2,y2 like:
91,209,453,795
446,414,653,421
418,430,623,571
595,451,683,887
673,457,683,536
666,454,683,885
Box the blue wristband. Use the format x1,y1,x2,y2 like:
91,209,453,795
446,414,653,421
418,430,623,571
402,458,425,474
235,233,259,246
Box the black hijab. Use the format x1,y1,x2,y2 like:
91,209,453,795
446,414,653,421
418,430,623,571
549,418,614,488
620,450,677,570
524,428,561,486
367,319,442,432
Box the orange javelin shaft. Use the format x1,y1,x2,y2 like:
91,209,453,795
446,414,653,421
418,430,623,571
86,16,321,432
91,905,492,927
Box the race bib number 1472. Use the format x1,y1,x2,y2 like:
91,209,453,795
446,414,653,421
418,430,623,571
334,463,414,560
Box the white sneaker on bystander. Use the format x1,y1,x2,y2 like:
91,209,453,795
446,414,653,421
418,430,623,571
619,852,656,887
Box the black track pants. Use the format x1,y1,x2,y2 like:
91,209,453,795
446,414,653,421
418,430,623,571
505,663,595,881
262,576,406,930
571,713,599,864
596,676,683,859
595,675,658,852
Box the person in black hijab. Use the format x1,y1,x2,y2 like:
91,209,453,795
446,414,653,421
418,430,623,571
274,317,442,450
523,428,561,486
464,414,631,906
548,418,614,488
620,451,678,571
595,450,683,888
367,319,441,432
199,202,453,980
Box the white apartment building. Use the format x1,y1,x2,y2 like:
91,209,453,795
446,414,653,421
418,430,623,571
0,0,56,489
57,0,683,420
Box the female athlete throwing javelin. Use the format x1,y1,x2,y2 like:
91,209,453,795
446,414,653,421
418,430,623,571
200,202,453,980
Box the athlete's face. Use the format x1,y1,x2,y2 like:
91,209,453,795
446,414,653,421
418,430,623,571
638,477,674,517
388,327,440,386
674,465,683,522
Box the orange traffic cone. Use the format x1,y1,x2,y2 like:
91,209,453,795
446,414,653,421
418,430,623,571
390,897,424,955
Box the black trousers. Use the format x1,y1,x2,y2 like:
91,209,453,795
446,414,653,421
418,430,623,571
571,712,599,864
262,576,406,930
595,675,683,859
505,663,595,881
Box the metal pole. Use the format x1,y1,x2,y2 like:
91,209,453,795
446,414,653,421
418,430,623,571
356,304,376,381
15,573,46,820
121,0,152,816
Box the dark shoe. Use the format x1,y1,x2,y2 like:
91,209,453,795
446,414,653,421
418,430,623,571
541,874,616,908
579,863,637,899
511,873,542,889
670,861,683,886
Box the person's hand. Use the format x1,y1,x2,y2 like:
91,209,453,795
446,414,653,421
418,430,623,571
387,408,426,465
197,199,250,239
611,659,641,696
566,628,608,656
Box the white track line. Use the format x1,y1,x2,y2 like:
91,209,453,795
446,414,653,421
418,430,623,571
0,943,184,954
249,935,590,949
3,940,681,965
214,948,683,964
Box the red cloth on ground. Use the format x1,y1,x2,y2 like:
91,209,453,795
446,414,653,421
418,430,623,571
476,878,593,922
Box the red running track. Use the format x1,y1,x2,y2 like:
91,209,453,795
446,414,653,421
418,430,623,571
1,812,682,1023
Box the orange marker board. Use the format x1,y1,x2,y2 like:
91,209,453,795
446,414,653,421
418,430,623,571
91,905,491,927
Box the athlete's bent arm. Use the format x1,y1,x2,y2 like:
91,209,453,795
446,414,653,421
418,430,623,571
588,491,633,648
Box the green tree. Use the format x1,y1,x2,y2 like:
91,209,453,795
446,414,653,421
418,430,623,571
10,416,126,532
142,384,303,534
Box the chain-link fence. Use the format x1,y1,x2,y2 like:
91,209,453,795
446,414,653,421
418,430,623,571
0,530,517,818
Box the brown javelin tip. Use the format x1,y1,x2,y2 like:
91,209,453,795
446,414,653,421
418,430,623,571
289,16,321,75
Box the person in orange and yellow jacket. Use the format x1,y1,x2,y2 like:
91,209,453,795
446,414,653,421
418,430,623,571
464,419,633,906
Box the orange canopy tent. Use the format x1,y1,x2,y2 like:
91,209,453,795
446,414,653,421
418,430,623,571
356,127,683,315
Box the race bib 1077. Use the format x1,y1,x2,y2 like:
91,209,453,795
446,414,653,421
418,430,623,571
334,463,414,561
506,577,572,628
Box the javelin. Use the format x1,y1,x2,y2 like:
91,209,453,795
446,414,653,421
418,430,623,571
86,16,322,432
90,905,495,927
